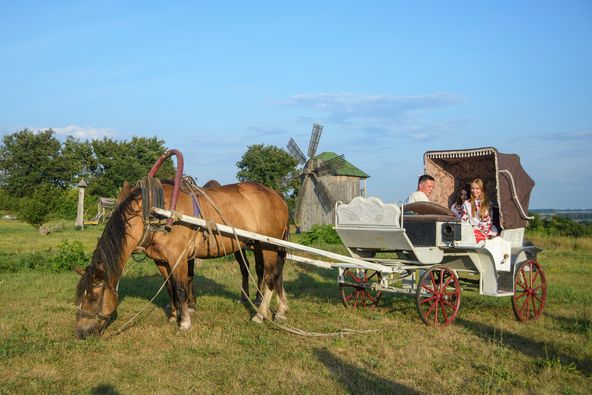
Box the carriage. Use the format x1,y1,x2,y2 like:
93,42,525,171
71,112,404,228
333,147,545,326
152,146,545,327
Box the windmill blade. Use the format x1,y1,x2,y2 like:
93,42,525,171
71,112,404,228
294,174,309,224
307,123,323,159
311,172,336,210
315,154,346,176
286,138,307,165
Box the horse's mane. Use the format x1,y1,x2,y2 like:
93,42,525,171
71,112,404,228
76,187,141,301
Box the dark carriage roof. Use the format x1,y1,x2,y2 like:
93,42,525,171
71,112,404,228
316,152,370,178
423,147,535,229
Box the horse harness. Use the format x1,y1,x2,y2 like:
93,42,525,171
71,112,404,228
133,176,203,254
76,280,117,323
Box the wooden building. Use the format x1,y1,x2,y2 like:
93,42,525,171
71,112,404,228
296,151,369,232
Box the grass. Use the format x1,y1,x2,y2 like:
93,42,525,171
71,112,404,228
0,219,591,394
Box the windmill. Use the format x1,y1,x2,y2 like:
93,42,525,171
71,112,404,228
286,123,347,228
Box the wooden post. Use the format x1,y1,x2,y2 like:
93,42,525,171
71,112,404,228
76,179,88,229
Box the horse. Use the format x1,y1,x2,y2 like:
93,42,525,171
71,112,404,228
75,180,289,339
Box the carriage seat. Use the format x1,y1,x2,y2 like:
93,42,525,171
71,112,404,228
335,196,409,252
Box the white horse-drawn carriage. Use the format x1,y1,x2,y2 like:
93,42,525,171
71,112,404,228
333,147,544,326
154,146,545,327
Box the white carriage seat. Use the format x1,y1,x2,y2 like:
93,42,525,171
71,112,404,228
335,196,401,228
335,196,412,252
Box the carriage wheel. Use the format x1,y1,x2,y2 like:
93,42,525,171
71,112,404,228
339,269,383,308
416,266,461,327
512,260,547,321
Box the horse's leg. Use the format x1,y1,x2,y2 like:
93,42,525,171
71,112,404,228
234,249,251,304
155,261,177,322
251,244,274,323
252,245,265,306
271,248,289,321
251,282,273,323
168,255,192,331
187,259,197,313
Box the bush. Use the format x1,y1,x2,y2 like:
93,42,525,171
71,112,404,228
17,186,60,228
0,240,88,273
50,240,88,272
299,224,342,245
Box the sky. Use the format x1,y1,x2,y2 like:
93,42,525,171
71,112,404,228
1,1,591,209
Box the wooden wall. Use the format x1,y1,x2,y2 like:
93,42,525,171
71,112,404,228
298,175,363,232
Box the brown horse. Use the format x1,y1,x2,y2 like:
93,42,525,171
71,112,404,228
75,180,289,339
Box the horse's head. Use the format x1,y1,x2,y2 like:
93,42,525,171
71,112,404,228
74,264,119,339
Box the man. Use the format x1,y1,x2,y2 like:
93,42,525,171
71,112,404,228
406,174,435,204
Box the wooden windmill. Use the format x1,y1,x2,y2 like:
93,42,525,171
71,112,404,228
286,123,368,232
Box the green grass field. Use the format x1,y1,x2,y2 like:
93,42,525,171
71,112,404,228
0,220,590,394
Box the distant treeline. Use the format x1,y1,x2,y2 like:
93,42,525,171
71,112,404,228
528,213,592,237
530,209,592,222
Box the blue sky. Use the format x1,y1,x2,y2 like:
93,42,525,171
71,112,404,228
1,1,591,209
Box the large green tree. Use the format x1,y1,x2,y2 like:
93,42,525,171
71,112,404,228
89,136,175,197
0,129,73,197
236,144,299,208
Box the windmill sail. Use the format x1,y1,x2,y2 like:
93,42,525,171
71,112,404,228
311,172,335,210
287,138,307,165
315,154,346,176
307,123,323,158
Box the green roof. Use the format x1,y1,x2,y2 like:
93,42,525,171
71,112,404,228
315,152,369,178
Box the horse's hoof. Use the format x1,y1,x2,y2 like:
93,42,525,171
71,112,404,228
188,307,196,314
251,314,265,324
179,320,192,331
168,316,176,323
274,312,287,321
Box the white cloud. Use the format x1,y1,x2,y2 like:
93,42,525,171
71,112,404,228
286,92,465,123
53,125,119,140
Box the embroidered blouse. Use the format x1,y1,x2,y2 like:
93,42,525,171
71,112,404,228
461,200,498,237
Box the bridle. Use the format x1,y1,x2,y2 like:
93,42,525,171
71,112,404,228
77,281,118,323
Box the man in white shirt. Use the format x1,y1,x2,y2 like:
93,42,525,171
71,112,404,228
406,174,435,204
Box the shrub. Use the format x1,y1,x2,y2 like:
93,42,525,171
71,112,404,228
17,186,60,229
50,240,88,272
0,240,88,273
299,224,342,245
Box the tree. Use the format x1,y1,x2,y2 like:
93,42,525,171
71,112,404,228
89,136,175,197
0,129,71,197
18,185,60,228
236,144,299,207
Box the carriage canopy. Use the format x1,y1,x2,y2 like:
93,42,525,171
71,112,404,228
423,147,535,230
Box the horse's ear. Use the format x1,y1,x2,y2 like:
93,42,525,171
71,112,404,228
74,266,85,276
116,180,132,204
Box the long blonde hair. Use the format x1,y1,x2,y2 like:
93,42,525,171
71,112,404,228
469,178,490,217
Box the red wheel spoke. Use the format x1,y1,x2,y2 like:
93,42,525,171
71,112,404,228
440,301,449,322
514,292,528,301
419,294,438,305
531,267,540,285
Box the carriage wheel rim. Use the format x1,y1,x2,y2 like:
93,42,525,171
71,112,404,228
512,260,546,321
416,267,461,327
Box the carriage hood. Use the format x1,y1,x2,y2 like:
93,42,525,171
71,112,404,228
423,147,535,229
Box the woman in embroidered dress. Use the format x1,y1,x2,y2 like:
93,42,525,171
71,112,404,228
461,178,498,242
450,185,470,219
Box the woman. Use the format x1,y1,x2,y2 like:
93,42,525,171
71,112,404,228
461,178,498,242
450,185,469,219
